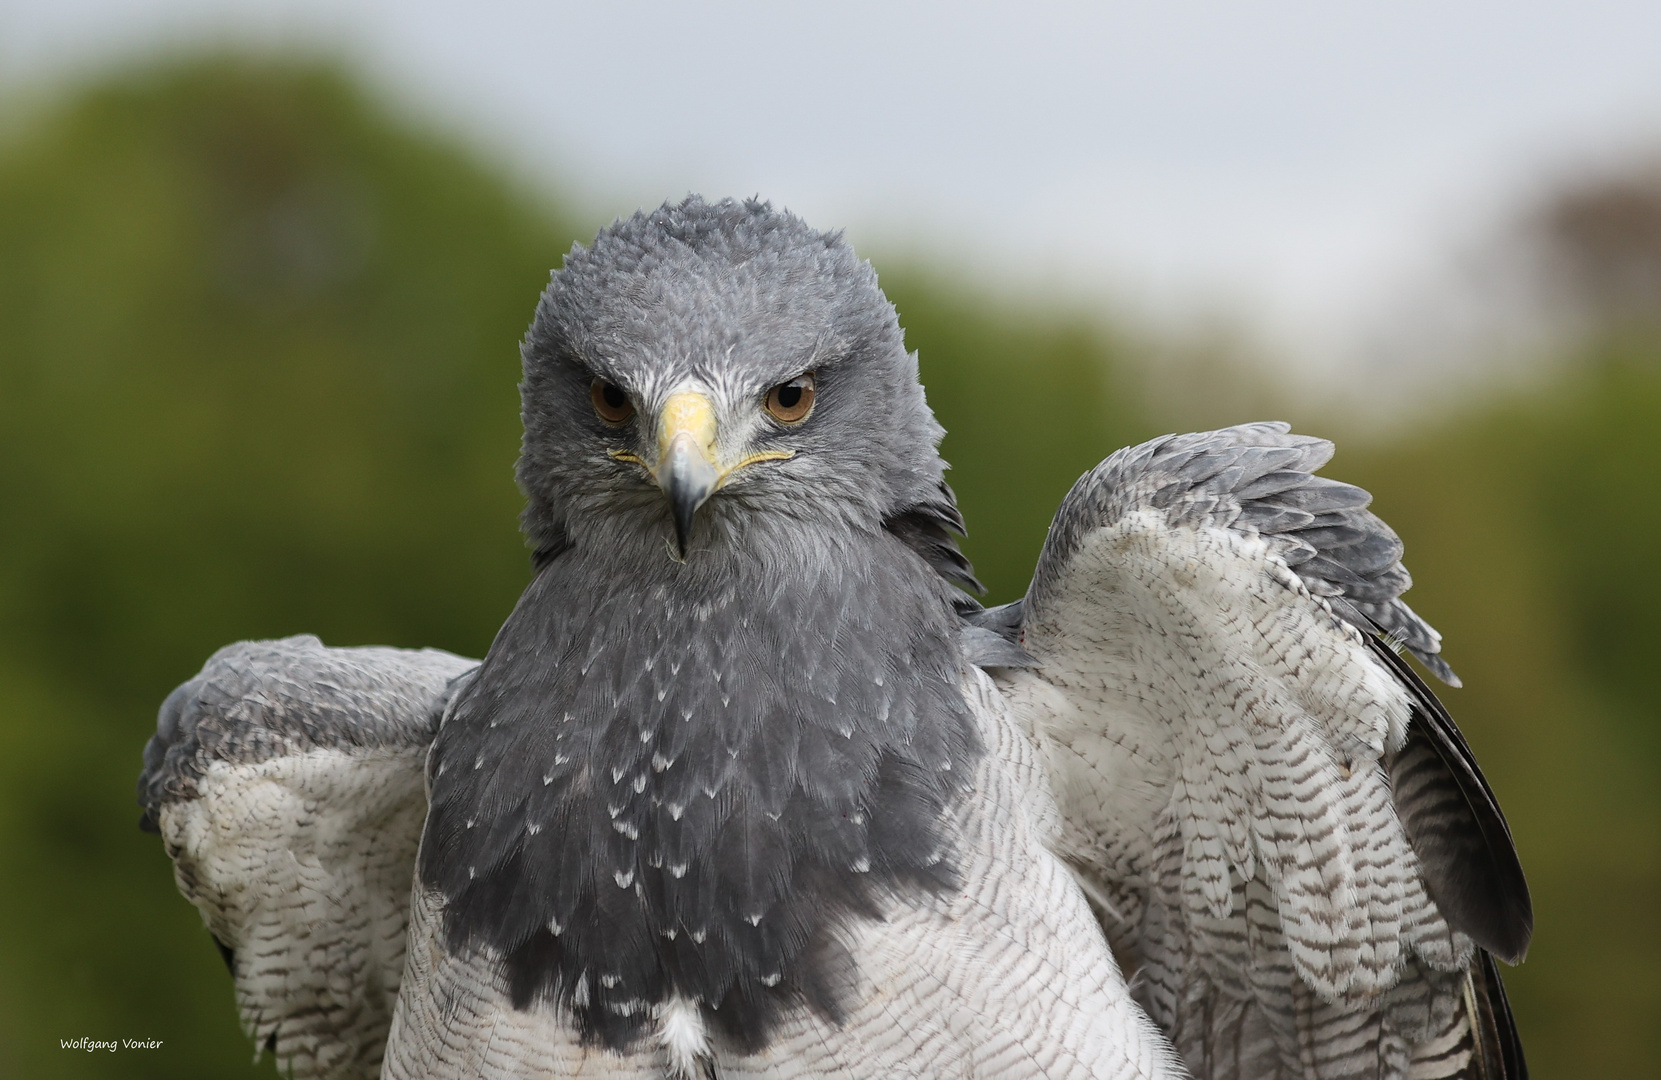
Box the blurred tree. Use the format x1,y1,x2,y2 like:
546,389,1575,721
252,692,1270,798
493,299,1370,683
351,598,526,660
1503,157,1661,764
0,55,573,1078
1531,161,1661,332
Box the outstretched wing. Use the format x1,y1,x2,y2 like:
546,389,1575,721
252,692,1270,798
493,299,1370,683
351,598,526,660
986,423,1531,1080
139,634,476,1080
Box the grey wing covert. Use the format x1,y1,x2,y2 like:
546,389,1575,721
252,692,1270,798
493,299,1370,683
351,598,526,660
138,634,477,1080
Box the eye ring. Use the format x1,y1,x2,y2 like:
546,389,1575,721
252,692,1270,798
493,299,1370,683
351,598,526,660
764,372,816,424
590,378,635,424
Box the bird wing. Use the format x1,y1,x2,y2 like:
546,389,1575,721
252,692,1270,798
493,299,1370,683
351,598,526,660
985,422,1532,1080
139,634,477,1080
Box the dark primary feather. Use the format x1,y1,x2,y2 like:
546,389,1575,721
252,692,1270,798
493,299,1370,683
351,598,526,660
1471,949,1529,1080
1371,638,1533,965
211,935,236,975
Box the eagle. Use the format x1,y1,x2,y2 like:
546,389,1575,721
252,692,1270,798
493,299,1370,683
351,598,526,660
138,197,1531,1080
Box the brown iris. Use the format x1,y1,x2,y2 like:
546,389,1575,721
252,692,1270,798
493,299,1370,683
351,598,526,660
764,373,816,423
590,379,635,424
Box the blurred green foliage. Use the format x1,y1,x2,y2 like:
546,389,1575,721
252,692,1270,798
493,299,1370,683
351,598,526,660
0,56,562,1078
0,55,1655,1079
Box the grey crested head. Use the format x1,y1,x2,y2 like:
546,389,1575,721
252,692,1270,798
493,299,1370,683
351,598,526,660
516,195,976,586
420,197,983,1055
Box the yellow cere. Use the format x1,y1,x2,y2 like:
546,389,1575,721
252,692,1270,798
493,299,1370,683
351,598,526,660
657,392,719,459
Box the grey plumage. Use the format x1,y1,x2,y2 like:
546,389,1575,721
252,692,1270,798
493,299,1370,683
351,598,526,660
138,199,1528,1080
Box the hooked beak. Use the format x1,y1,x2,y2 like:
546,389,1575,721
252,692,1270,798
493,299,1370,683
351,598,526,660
608,390,796,560
656,392,720,558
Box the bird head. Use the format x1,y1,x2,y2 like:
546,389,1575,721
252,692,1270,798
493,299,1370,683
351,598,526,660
517,197,958,566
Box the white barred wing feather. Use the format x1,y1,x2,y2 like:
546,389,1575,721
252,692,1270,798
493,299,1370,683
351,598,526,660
138,635,477,1080
987,423,1531,1080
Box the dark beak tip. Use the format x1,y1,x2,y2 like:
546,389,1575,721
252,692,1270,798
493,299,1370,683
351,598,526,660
666,477,707,559
671,507,694,558
660,438,717,559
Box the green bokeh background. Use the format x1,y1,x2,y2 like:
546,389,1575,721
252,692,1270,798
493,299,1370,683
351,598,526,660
1,56,1655,1078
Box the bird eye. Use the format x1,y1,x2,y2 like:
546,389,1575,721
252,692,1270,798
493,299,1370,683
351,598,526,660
590,379,635,424
764,373,816,424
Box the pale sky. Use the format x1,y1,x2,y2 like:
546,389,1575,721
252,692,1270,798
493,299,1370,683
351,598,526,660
5,1,1660,371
